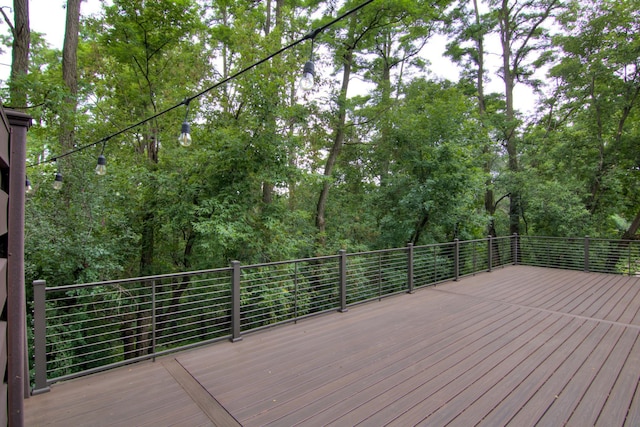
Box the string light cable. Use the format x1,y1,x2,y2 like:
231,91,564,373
25,0,376,170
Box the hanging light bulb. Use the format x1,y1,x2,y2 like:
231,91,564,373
25,177,34,195
178,98,193,147
95,154,107,175
52,172,63,190
300,60,315,91
178,121,192,147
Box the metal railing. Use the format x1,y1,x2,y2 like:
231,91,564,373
31,235,639,394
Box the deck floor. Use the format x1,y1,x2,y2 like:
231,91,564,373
25,266,640,426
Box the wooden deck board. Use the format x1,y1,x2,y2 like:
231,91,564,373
24,266,640,426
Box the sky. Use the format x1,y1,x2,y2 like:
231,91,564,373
0,0,537,113
0,0,104,76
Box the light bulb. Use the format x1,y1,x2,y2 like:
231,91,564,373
96,155,107,175
53,172,63,190
179,121,192,147
300,61,315,91
26,178,34,195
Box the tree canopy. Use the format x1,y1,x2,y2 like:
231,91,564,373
2,0,639,287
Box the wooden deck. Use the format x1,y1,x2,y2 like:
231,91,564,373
25,266,640,426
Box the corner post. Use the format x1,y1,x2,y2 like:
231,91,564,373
32,280,49,395
231,261,243,342
584,236,590,272
407,243,414,293
454,239,460,281
6,110,31,424
339,250,348,312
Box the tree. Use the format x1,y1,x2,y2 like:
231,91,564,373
58,0,81,150
1,0,30,108
492,0,562,235
543,0,640,237
445,0,500,236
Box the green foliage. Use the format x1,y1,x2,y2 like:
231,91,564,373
17,0,639,284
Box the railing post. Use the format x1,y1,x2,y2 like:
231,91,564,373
32,280,49,395
151,280,156,361
513,233,519,265
454,239,460,281
339,250,348,312
584,236,590,272
488,236,493,272
407,243,414,294
231,261,243,342
294,262,299,321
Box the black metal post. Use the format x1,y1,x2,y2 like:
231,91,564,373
32,280,49,395
488,236,493,272
294,262,299,322
151,280,156,361
231,261,243,342
454,239,460,281
513,233,519,265
584,236,590,273
339,250,348,312
407,243,414,293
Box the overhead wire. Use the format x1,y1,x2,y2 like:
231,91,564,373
28,0,376,168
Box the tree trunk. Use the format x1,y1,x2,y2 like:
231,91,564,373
8,0,30,109
499,0,520,236
471,0,496,237
315,48,353,248
59,0,82,150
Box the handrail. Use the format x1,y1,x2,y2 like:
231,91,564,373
31,235,640,394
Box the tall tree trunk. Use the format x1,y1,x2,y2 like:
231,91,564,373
470,0,496,237
498,0,520,236
59,0,81,150
3,0,30,109
315,48,353,248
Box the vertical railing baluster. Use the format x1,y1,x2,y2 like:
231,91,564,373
454,239,460,281
294,262,298,322
32,280,49,395
378,253,382,300
151,280,156,361
488,236,493,272
473,241,477,274
407,243,414,294
584,236,590,273
231,261,242,342
339,250,348,312
433,246,437,283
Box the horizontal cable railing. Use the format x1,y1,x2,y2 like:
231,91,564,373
345,248,408,304
32,235,640,394
239,255,341,332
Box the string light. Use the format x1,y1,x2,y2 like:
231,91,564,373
26,0,376,187
300,61,315,91
95,155,107,175
52,172,63,190
300,38,316,92
178,100,192,147
25,177,34,195
95,141,107,175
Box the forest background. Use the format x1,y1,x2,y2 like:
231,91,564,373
1,0,639,289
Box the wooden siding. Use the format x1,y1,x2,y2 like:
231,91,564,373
25,266,640,426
